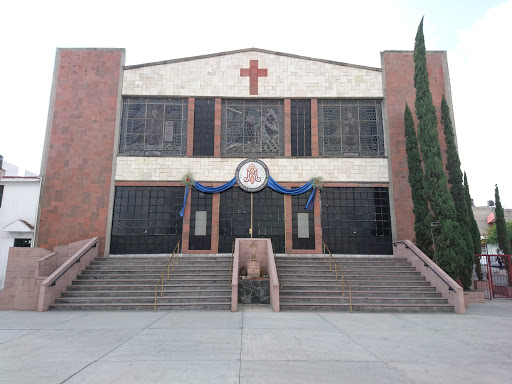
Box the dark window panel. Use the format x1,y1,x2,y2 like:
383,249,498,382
320,187,392,254
218,187,285,253
110,186,183,254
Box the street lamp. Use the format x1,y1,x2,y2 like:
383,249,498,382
431,222,439,264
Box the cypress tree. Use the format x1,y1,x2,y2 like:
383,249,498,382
464,172,482,254
413,17,467,281
495,185,511,254
404,103,433,257
441,94,474,289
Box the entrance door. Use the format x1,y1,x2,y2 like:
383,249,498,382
219,187,285,253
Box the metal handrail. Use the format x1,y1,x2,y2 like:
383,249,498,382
322,241,352,313
154,241,180,311
392,241,455,291
229,241,234,287
49,241,97,287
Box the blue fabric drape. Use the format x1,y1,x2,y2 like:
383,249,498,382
267,176,316,211
180,176,317,217
179,186,189,217
267,176,313,195
305,188,317,211
194,178,236,193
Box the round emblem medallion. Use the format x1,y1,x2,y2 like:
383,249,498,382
235,159,269,192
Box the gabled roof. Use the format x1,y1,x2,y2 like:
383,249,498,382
3,219,34,233
124,48,381,72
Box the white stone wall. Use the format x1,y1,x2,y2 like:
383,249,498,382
0,178,41,289
123,51,382,98
115,157,389,183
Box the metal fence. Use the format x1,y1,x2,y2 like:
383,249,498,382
473,254,512,299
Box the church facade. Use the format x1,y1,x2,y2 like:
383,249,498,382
36,48,455,257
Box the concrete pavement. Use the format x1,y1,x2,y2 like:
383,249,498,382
1,301,511,383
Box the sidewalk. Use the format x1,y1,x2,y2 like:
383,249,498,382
1,301,511,383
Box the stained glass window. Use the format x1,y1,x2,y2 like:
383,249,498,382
221,100,284,157
318,100,384,157
119,98,188,156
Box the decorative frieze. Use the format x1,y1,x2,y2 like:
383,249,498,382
115,157,389,183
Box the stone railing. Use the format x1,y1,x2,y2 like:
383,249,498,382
38,237,98,311
393,240,465,314
0,237,98,311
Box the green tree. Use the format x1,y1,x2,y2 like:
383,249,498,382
494,185,511,254
404,103,433,257
413,17,467,282
441,94,474,289
464,172,482,254
464,172,483,280
486,220,512,245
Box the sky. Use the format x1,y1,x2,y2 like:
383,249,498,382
1,0,510,207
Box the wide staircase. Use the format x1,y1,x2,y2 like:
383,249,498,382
51,255,232,310
277,255,454,312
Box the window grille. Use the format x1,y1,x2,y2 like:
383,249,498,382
318,100,384,157
119,98,188,156
221,100,284,157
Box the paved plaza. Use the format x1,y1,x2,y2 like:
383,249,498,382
1,301,511,383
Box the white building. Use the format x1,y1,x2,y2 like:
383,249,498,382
0,157,41,289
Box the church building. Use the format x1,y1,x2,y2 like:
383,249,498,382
36,48,455,257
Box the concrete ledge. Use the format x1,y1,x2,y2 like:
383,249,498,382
464,290,485,308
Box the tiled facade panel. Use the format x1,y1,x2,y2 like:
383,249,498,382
383,51,451,242
123,51,382,98
116,157,389,183
38,49,123,255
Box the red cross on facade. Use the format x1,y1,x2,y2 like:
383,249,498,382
240,60,267,95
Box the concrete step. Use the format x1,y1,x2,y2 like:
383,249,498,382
278,266,417,272
84,266,230,272
279,272,422,279
279,303,454,312
54,296,231,304
91,256,231,265
280,296,448,305
280,290,443,298
275,255,453,313
61,289,231,297
51,255,234,311
78,272,230,278
66,284,230,291
72,278,229,285
50,303,231,311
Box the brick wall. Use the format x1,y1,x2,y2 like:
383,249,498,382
382,51,453,242
37,49,125,255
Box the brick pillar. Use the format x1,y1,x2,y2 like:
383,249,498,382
313,189,322,253
186,98,195,157
181,188,192,253
311,99,319,157
211,193,220,252
284,99,291,156
214,98,222,156
285,194,293,254
382,51,453,242
37,49,125,256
